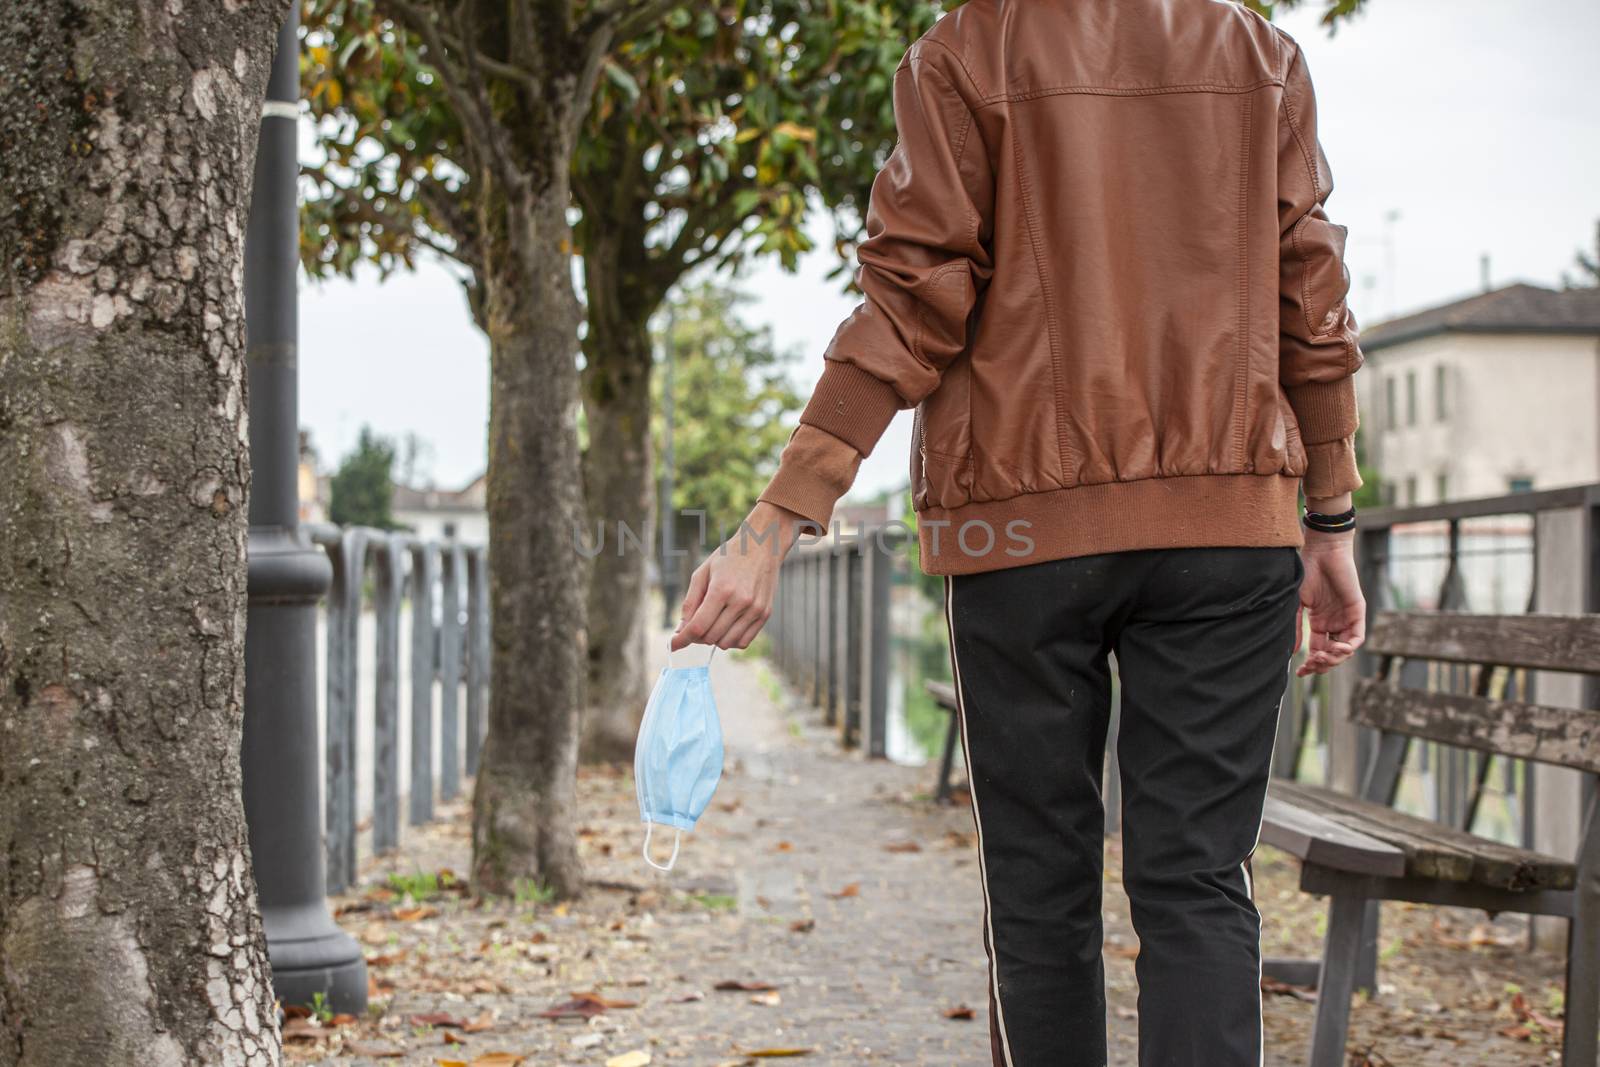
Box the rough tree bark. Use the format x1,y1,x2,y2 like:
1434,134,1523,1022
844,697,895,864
470,175,591,898
578,226,657,764
0,2,290,1064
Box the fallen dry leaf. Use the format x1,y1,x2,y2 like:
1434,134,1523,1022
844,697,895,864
714,980,777,993
943,1005,976,1021
572,991,638,1010
1260,976,1316,1003
789,919,815,934
745,1050,813,1058
468,1055,525,1067
827,883,860,899
411,1012,471,1029
442,1031,465,1046
463,1011,497,1033
750,990,782,1006
883,841,922,853
393,904,441,922
537,991,634,1019
606,1052,652,1067
537,997,604,1020
279,1018,324,1043
775,841,794,852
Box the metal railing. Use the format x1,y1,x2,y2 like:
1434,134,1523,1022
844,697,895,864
304,524,490,893
766,525,906,757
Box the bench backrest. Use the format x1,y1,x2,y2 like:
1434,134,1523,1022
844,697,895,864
1350,610,1600,775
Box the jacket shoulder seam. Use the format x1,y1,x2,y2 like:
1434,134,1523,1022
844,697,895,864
908,36,988,103
1278,44,1322,203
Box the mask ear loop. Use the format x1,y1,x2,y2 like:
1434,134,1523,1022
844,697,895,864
666,640,718,669
642,822,683,872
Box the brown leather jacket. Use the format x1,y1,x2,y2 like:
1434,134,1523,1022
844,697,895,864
759,0,1364,574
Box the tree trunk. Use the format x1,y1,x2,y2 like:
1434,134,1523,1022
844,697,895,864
579,302,655,764
0,2,289,1064
470,185,588,899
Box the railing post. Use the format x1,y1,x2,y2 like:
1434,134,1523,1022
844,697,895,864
372,536,403,854
408,540,437,826
439,542,465,801
858,529,892,757
1328,525,1388,795
811,552,826,706
828,549,848,726
843,546,864,746
324,526,367,893
1530,504,1596,950
466,547,488,775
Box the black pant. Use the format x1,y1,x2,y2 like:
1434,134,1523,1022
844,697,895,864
944,547,1302,1067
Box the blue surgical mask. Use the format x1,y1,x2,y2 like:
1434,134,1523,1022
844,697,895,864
635,643,724,871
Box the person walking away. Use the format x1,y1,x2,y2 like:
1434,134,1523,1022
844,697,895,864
673,1,1367,1063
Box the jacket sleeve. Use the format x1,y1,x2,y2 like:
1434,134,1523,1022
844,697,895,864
1277,41,1364,500
758,48,995,528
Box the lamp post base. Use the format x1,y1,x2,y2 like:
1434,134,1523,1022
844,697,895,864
259,899,368,1014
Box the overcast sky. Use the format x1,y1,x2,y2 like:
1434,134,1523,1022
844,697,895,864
298,0,1599,499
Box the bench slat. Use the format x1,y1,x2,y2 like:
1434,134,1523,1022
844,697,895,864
1368,611,1600,673
1272,780,1575,891
1260,793,1407,877
1353,679,1600,774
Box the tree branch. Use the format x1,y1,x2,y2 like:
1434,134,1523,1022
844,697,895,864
382,0,523,193
583,0,679,44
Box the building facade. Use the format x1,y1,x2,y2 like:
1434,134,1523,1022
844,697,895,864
1358,284,1600,506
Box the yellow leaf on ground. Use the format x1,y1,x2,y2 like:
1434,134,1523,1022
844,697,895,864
747,1051,814,1058
471,1055,526,1067
606,1052,652,1067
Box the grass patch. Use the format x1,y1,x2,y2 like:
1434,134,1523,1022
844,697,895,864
386,869,454,901
692,893,738,911
515,877,558,906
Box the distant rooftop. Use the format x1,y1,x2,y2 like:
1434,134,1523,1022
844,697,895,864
1361,283,1600,353
393,473,486,514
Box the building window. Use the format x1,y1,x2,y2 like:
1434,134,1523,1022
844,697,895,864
1405,370,1418,426
1405,475,1418,505
1435,473,1449,502
1385,376,1397,430
1508,476,1534,494
1434,364,1448,422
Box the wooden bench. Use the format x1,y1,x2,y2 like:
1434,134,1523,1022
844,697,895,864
1262,611,1600,1067
925,680,963,803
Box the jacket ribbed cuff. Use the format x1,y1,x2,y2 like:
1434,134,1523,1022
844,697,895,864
757,425,864,529
1285,376,1360,445
1302,436,1364,499
797,359,905,457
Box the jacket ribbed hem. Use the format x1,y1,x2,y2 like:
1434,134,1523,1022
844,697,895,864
797,359,904,457
916,473,1304,576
